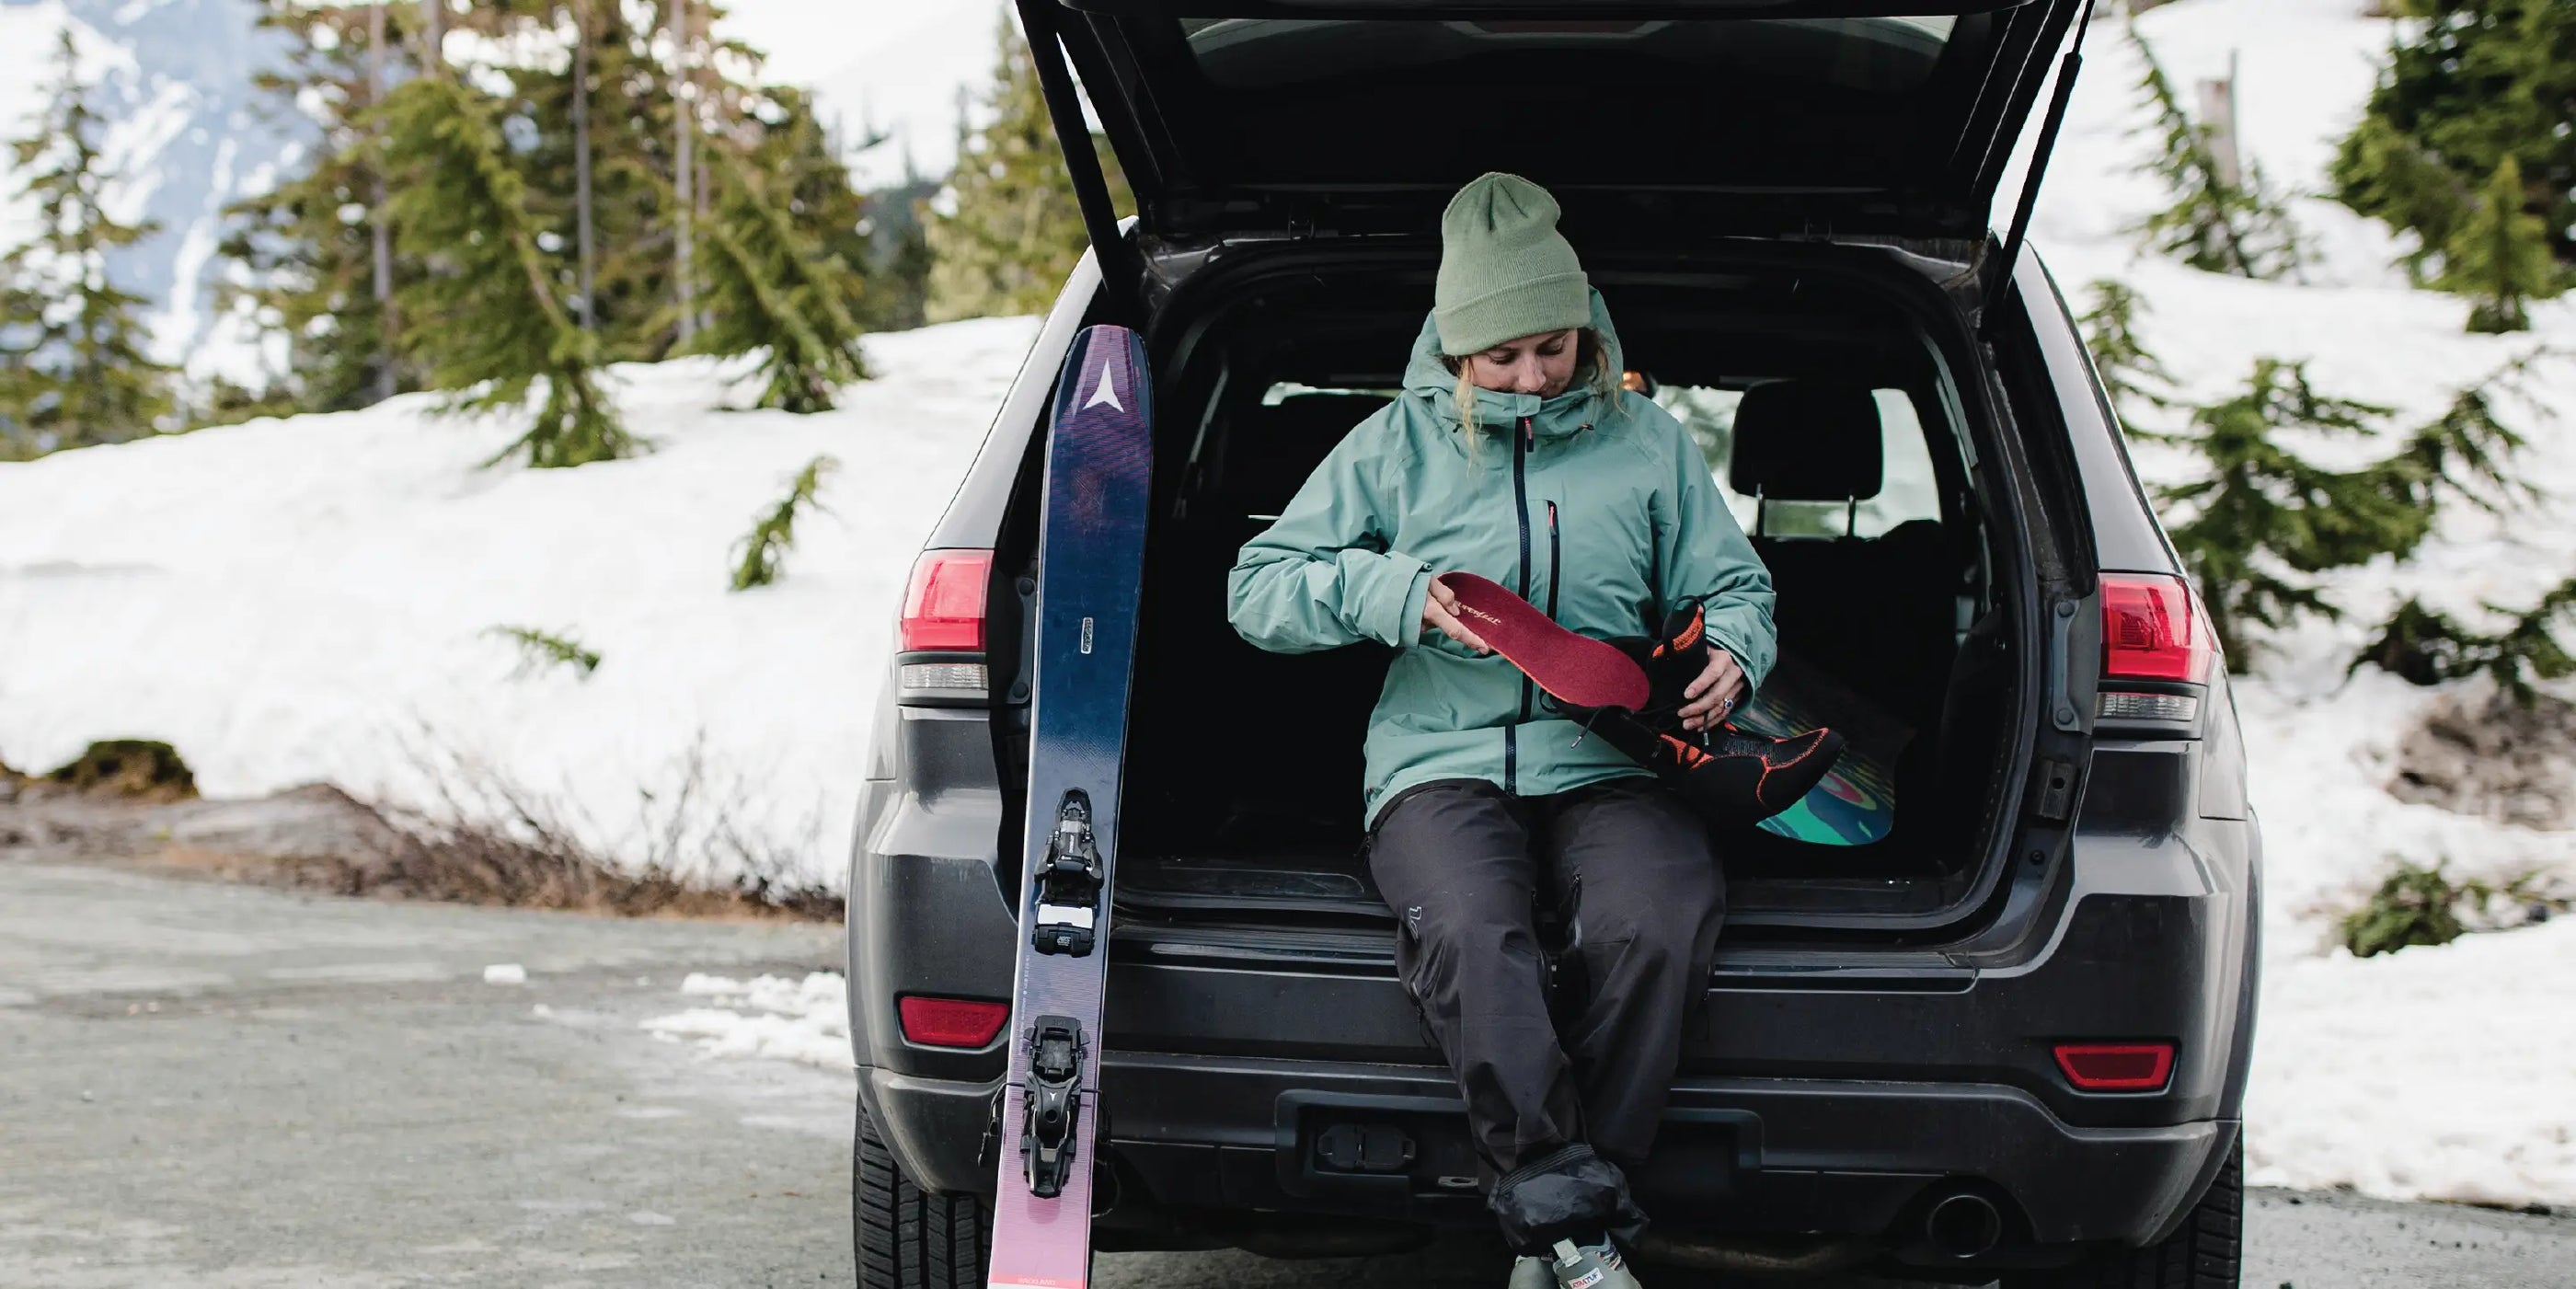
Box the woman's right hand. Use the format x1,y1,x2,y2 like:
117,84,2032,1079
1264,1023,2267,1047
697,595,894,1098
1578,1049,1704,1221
1421,575,1494,654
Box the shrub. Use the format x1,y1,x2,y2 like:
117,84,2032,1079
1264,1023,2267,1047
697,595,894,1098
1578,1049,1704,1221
2340,859,2562,957
46,740,197,800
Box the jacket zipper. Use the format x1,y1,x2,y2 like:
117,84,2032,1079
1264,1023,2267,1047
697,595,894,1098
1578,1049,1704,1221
1508,418,1535,793
1545,500,1561,622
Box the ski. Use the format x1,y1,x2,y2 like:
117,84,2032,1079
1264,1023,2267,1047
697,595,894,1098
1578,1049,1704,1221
985,325,1154,1289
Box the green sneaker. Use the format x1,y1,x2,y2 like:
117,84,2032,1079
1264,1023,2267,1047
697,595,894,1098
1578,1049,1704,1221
1547,1237,1644,1289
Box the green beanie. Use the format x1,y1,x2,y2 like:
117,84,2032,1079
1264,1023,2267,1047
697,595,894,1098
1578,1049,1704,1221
1433,172,1592,358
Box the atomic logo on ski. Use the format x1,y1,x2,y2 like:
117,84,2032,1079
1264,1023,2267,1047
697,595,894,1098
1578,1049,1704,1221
1082,363,1123,412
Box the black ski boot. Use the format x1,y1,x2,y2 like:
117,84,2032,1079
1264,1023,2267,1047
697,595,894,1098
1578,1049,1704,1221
1575,603,1846,830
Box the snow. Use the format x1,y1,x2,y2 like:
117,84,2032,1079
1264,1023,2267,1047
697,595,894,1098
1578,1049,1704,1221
3,0,2572,1214
644,972,851,1070
482,962,528,985
0,316,1041,888
2247,917,2576,1209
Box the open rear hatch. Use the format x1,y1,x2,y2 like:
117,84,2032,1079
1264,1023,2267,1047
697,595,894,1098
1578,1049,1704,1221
1030,0,2087,245
995,0,2099,938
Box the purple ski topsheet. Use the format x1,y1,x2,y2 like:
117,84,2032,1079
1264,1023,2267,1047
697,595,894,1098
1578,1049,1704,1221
986,326,1152,1289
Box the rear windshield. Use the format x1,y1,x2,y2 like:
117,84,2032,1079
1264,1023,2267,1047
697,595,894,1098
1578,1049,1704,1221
1133,14,2004,195
1179,17,1963,95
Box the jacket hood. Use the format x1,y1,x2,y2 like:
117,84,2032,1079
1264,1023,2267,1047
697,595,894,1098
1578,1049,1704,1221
1402,286,1627,439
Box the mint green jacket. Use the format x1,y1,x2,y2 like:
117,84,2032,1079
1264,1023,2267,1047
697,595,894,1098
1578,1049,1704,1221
1226,292,1777,825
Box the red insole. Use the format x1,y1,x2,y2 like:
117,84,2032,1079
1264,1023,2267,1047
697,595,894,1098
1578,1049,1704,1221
1441,572,1652,711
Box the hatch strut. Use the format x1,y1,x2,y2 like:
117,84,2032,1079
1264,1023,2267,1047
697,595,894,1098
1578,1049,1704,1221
1016,0,1144,326
1984,0,2101,334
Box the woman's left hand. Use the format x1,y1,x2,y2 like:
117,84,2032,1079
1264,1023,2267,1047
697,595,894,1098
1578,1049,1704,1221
1677,648,1747,732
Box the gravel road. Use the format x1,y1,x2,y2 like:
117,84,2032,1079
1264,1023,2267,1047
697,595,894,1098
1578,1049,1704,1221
3,857,2569,1288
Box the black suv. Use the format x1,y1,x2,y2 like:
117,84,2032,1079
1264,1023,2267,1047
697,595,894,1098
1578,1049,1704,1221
845,5,2259,1286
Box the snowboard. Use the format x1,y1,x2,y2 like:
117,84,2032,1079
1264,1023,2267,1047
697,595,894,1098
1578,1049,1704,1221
1730,651,1904,846
985,325,1154,1289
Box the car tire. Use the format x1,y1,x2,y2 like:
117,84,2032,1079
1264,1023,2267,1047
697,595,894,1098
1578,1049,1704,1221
855,1097,991,1289
2006,1140,2242,1289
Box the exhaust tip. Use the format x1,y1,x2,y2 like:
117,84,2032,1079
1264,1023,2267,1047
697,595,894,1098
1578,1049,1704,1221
1925,1191,2003,1259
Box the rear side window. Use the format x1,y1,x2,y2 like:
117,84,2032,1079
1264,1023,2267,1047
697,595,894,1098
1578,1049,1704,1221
1654,385,1940,539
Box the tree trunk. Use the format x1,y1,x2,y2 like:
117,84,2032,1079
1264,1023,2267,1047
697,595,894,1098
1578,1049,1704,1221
2196,52,2242,192
571,0,596,332
420,0,444,69
369,0,397,402
670,0,695,345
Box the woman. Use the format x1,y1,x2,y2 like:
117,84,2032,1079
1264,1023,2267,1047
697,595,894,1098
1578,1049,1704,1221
1226,173,1777,1287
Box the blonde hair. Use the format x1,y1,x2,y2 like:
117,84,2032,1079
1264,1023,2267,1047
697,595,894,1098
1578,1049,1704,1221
1447,328,1627,461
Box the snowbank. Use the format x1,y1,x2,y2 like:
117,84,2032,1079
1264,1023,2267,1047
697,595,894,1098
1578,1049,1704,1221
2039,0,2576,1208
2248,917,2576,1209
644,972,851,1070
0,317,1041,887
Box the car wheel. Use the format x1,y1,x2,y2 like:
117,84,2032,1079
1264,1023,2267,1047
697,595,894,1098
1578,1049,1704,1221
2006,1139,2242,1289
855,1096,991,1289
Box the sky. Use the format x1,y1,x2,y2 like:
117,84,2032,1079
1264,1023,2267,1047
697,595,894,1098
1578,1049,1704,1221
720,0,1007,190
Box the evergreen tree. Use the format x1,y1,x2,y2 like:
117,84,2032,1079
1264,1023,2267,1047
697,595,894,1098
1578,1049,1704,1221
751,86,876,328
2125,20,2306,280
220,0,418,414
692,138,868,412
2432,155,2563,333
864,179,937,332
0,30,176,455
2158,360,2421,658
2165,354,2542,662
2333,115,2473,282
925,13,1131,322
469,0,697,358
2077,278,2178,416
380,72,631,467
2332,0,2576,270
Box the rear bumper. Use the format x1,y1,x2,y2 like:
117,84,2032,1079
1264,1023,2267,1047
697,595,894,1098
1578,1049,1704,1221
864,1053,2233,1253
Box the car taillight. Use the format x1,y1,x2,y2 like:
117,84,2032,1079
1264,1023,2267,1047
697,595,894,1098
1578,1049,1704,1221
899,548,992,651
898,996,1008,1048
2053,1042,2175,1092
2100,573,2214,682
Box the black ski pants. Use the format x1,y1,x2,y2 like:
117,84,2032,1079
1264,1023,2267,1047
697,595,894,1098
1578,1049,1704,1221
1367,775,1726,1254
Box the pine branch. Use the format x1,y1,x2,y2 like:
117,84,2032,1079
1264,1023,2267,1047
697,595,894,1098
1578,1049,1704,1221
2159,358,2422,659
2077,278,2179,416
2393,348,2554,514
2352,578,2576,705
485,626,604,678
729,455,838,591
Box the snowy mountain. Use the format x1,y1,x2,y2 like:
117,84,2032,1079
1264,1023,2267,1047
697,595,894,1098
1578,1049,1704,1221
0,0,304,382
0,0,1004,384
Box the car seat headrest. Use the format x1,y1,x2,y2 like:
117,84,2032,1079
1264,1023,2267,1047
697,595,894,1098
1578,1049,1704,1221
1728,381,1885,502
